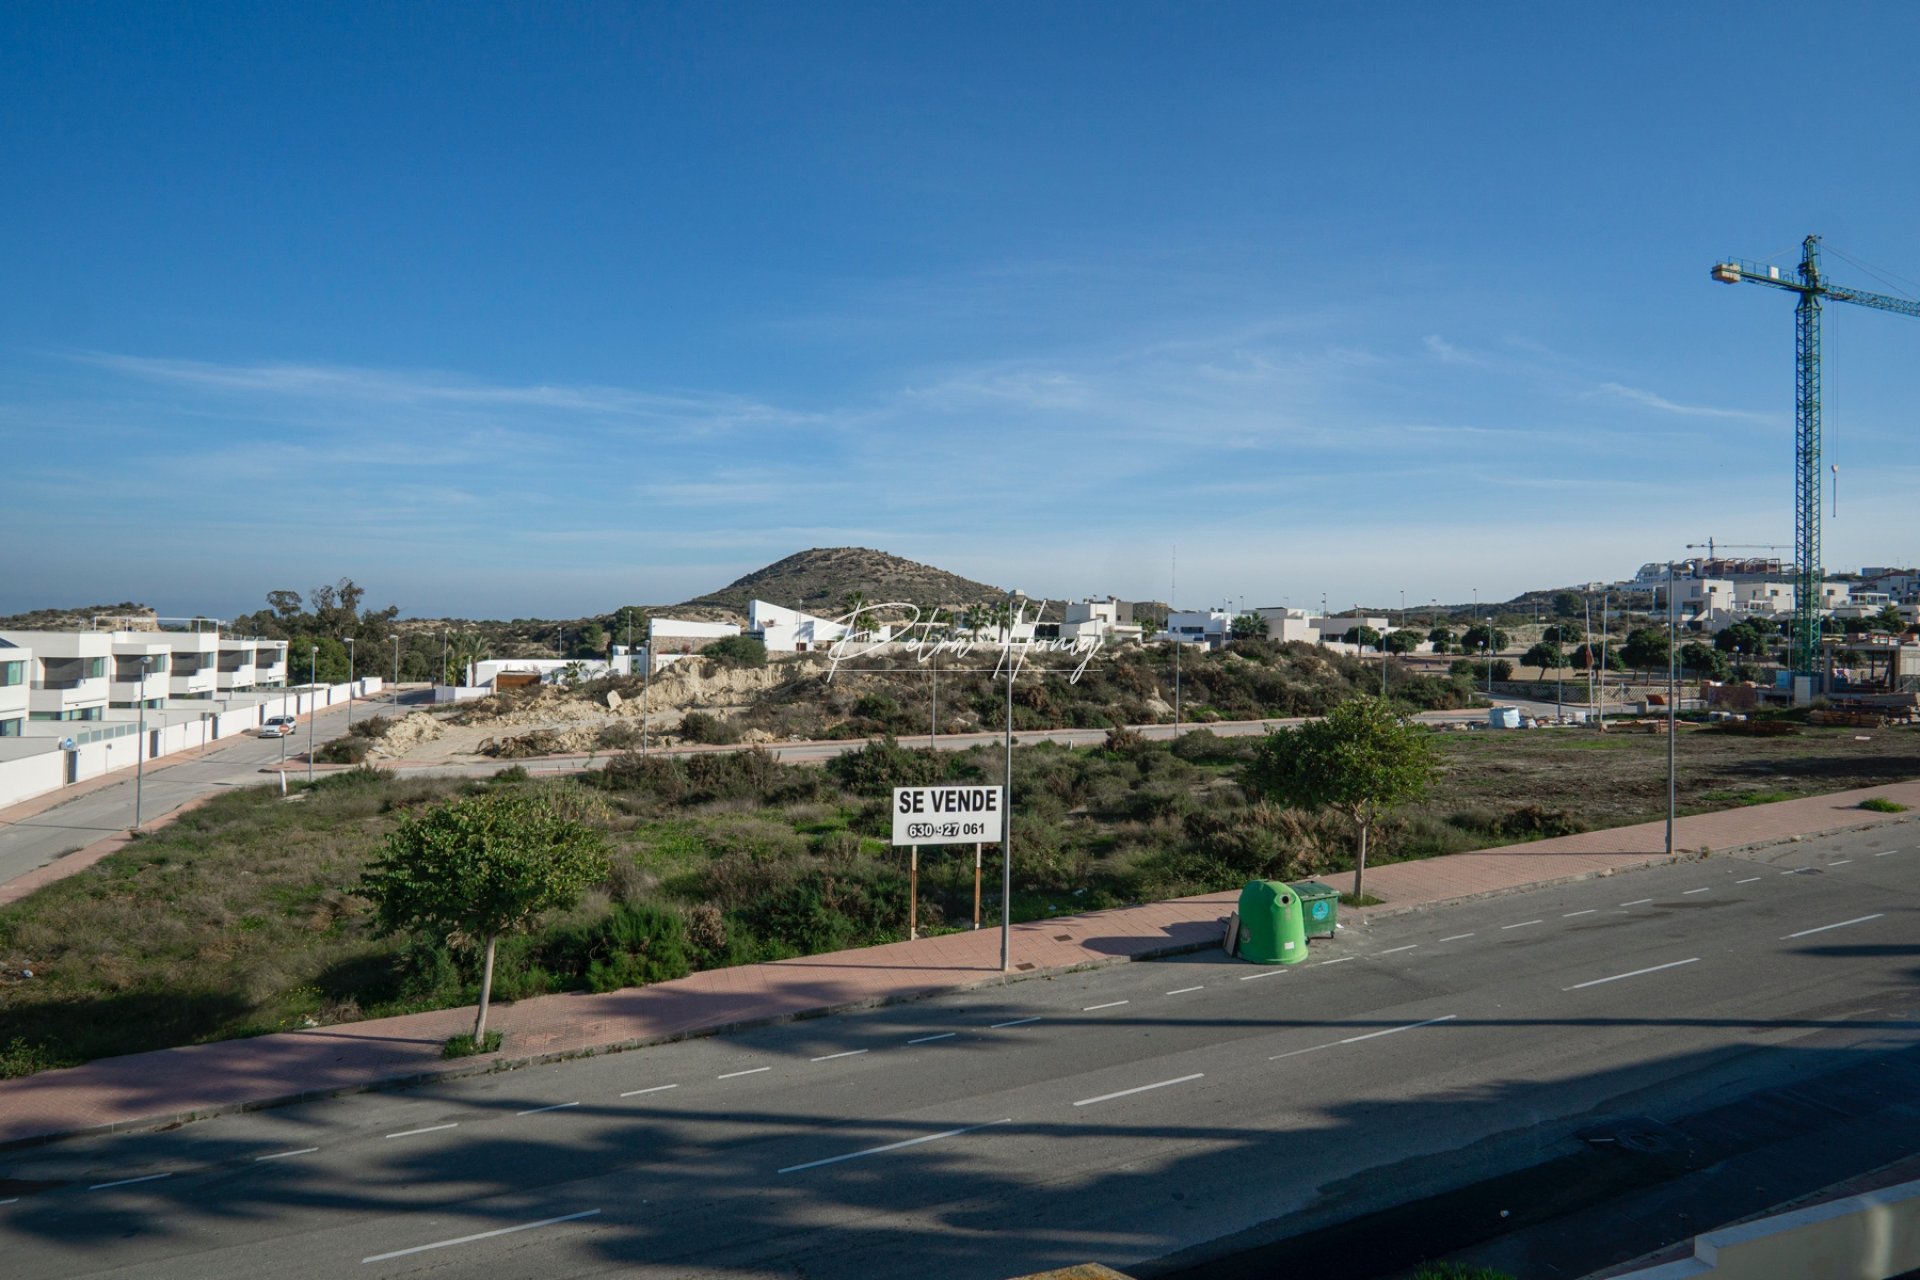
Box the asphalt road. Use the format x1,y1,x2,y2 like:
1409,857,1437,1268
3,825,1915,1279
0,695,404,889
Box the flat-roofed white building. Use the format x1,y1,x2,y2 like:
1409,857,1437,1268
650,617,742,657
748,600,852,653
0,630,112,722
157,631,220,700
1060,597,1143,645
109,636,172,710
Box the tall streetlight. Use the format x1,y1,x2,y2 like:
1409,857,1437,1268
343,637,355,732
1666,562,1678,857
307,645,318,783
440,631,448,688
1001,586,1021,973
392,634,400,694
133,654,152,831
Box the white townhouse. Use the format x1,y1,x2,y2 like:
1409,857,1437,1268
0,630,113,722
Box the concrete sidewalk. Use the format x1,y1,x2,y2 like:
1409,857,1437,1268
2,777,1916,1152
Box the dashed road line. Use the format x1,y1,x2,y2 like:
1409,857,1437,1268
620,1084,678,1098
908,1032,957,1044
1830,859,1854,866
1875,850,1898,857
1271,1015,1459,1060
1082,1000,1129,1012
1239,968,1286,980
990,1016,1041,1029
517,1102,579,1116
717,1067,772,1080
778,1119,1011,1174
1439,933,1475,942
1377,945,1418,955
1501,920,1544,930
1165,985,1205,995
89,1173,172,1191
1683,888,1710,895
1073,1073,1205,1107
811,1050,870,1062
1783,914,1884,940
1319,956,1355,965
361,1209,600,1264
254,1147,319,1161
1736,877,1762,884
1563,910,1597,918
1621,899,1654,906
386,1124,457,1140
1565,958,1699,991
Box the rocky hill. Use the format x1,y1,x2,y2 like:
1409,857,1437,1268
0,603,156,631
678,547,1006,617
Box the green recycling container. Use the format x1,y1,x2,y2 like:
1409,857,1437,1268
1234,880,1309,965
1292,880,1339,939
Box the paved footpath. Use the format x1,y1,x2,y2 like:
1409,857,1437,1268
3,777,1918,1152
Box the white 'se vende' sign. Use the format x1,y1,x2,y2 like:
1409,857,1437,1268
891,786,1005,846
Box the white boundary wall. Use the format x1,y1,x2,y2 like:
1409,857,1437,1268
1614,1175,1920,1280
0,678,382,810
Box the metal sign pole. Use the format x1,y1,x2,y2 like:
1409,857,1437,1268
909,845,919,941
973,841,982,930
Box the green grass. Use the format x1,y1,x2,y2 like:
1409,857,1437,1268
442,1030,503,1058
1860,796,1909,812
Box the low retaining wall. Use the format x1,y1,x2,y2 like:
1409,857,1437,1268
1614,1176,1920,1279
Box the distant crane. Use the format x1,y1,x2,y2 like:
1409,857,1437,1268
1683,539,1788,563
1713,236,1920,674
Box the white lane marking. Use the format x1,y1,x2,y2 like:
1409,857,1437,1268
385,1124,458,1140
1563,910,1597,918
1073,1073,1205,1107
1270,1014,1459,1060
1319,956,1355,965
1501,920,1544,930
1683,888,1711,895
811,1050,870,1062
361,1208,600,1263
908,1032,957,1044
1875,851,1898,857
1165,985,1205,995
1830,859,1854,866
718,1067,771,1079
0,1197,16,1205
1082,1000,1129,1011
1736,877,1762,884
1439,933,1476,942
620,1084,678,1098
1621,898,1654,906
778,1119,1011,1173
254,1147,319,1162
1780,868,1814,876
1565,958,1699,991
1377,945,1418,955
1783,914,1885,940
1239,968,1287,980
990,1016,1041,1028
89,1173,172,1191
517,1102,579,1116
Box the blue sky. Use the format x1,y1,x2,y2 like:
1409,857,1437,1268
5,3,1920,621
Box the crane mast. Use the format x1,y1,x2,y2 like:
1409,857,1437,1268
1712,235,1920,677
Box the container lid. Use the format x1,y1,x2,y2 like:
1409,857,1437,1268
1289,880,1338,895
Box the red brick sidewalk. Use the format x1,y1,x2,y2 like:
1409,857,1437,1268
2,778,1915,1152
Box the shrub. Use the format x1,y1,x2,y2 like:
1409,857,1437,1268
348,714,392,740
828,736,944,795
703,636,768,668
316,735,372,765
442,1030,503,1058
1861,797,1908,813
677,712,739,745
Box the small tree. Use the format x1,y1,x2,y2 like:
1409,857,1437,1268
1231,613,1268,640
1461,623,1508,654
1383,628,1421,654
1427,625,1455,649
1522,641,1563,678
1245,696,1438,901
361,789,608,1045
703,635,768,667
1552,590,1584,619
1623,626,1671,678
1343,625,1382,649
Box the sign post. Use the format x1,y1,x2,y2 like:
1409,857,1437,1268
892,786,1005,947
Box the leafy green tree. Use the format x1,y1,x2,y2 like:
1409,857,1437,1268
1343,625,1382,649
1522,641,1563,678
360,789,608,1044
1552,590,1584,619
1461,624,1508,654
1873,603,1906,634
1427,625,1455,652
1679,641,1731,680
1569,643,1625,671
446,633,491,685
1245,696,1437,900
1230,613,1268,640
1383,629,1421,654
1539,624,1577,646
576,623,607,658
1623,627,1672,677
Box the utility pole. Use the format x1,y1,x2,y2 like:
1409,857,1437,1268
1001,586,1018,974
133,655,151,830
1666,562,1678,857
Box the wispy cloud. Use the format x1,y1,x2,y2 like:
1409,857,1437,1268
1592,381,1776,423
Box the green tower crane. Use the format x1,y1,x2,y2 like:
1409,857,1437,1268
1712,235,1920,676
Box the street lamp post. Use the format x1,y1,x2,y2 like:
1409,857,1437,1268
392,634,400,693
1666,562,1678,857
1001,587,1020,973
133,655,152,830
307,646,318,784
343,637,355,732
440,631,447,688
